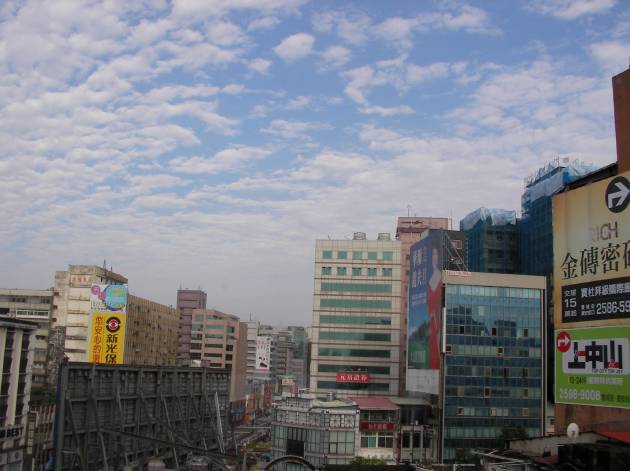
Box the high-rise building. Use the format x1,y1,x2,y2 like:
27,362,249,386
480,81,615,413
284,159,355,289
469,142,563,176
310,232,401,397
395,217,449,394
245,320,260,384
51,265,128,369
0,289,53,385
460,208,520,274
190,309,247,405
0,317,37,470
176,289,207,366
125,295,179,366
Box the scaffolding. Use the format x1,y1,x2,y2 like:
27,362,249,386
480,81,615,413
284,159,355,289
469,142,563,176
53,363,235,471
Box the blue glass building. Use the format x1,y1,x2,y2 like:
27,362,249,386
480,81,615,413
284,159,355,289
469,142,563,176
440,272,545,462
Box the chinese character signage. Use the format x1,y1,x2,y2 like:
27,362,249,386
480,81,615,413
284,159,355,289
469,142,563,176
407,229,442,395
555,326,630,408
553,170,630,329
336,372,370,383
88,284,127,364
88,312,126,364
359,422,396,431
255,336,271,371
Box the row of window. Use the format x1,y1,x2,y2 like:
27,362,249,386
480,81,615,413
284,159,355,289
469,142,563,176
319,331,391,342
453,406,534,417
445,426,537,440
321,267,393,276
446,285,542,299
318,347,390,358
317,364,390,375
448,344,542,358
360,432,394,449
321,282,392,293
319,315,391,326
320,299,392,310
322,250,394,261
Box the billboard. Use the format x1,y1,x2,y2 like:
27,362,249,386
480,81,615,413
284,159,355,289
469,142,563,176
88,284,128,364
255,336,271,371
407,230,443,395
555,326,630,408
553,170,630,407
336,372,370,383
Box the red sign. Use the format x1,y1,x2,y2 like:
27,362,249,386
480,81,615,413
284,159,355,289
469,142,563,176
557,331,572,353
336,372,370,383
360,421,397,431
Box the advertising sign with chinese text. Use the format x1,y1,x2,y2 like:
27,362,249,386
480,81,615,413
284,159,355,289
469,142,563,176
255,336,271,371
90,284,128,312
88,312,126,364
553,171,630,329
359,422,397,431
336,372,370,383
406,230,442,395
555,326,630,408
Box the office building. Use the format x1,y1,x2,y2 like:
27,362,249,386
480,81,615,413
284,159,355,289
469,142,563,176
190,309,247,404
0,317,37,470
353,397,400,464
271,394,358,468
441,272,545,461
124,294,179,366
310,232,401,397
176,289,207,366
460,208,519,274
0,289,53,385
50,265,128,369
395,217,449,393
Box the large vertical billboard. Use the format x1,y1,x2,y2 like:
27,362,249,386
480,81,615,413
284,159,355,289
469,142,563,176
407,230,443,394
255,336,271,372
88,284,128,364
553,170,630,406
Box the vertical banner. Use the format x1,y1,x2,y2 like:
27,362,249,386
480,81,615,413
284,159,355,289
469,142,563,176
255,336,271,371
88,284,128,364
553,170,630,406
407,230,443,394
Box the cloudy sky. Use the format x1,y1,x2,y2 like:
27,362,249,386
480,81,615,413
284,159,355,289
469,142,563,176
1,0,628,325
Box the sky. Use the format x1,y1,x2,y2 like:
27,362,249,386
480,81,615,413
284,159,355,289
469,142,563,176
1,0,629,325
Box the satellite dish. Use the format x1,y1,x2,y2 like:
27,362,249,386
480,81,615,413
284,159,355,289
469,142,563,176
567,423,580,440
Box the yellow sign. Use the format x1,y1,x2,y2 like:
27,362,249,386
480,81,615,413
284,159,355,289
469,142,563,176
88,312,126,364
553,170,630,328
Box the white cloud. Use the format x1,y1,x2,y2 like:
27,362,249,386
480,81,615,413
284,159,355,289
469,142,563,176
171,0,307,18
590,40,630,74
170,146,272,174
319,45,352,69
526,0,617,20
286,96,312,109
273,33,315,61
359,105,414,116
206,20,247,47
247,16,280,31
261,119,331,140
248,58,272,74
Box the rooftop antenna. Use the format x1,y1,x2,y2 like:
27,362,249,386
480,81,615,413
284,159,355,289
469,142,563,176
103,259,107,270
407,204,411,217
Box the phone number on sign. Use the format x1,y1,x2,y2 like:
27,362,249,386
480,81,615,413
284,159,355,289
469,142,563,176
559,388,601,401
594,300,630,315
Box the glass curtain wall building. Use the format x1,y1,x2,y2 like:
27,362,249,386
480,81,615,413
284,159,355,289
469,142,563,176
310,232,401,397
440,272,545,462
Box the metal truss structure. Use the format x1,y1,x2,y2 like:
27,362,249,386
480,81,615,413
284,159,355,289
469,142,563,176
54,362,239,470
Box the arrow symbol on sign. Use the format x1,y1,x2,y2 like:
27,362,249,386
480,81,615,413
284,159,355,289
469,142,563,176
558,336,570,347
608,181,630,208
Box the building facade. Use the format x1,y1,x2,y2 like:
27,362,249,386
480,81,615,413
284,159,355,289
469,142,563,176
310,232,402,397
395,217,449,394
176,289,207,366
0,289,53,385
353,397,400,464
271,394,358,468
51,265,128,370
124,294,179,366
441,272,545,462
190,309,247,404
460,208,519,274
0,318,37,470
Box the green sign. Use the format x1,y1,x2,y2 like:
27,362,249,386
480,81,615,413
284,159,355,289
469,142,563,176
555,326,630,409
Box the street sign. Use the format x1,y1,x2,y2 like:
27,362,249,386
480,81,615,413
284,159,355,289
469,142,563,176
605,176,630,213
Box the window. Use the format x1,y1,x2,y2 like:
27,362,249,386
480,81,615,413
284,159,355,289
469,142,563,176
318,348,390,358
522,368,529,378
319,315,391,325
457,407,464,416
353,251,363,260
497,347,503,356
190,343,201,350
367,268,377,276
336,267,347,276
321,282,391,293
523,328,529,337
322,267,332,275
318,364,390,375
452,240,463,249
382,268,392,277
352,268,362,276
337,251,348,260
522,408,529,417
368,252,377,260
484,387,491,397
323,250,332,259
383,251,393,261
491,327,497,336
319,331,390,342
320,298,391,309
523,388,529,398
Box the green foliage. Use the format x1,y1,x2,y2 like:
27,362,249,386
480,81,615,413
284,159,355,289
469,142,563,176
29,384,56,406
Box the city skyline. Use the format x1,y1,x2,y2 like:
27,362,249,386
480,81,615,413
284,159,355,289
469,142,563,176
1,0,628,325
